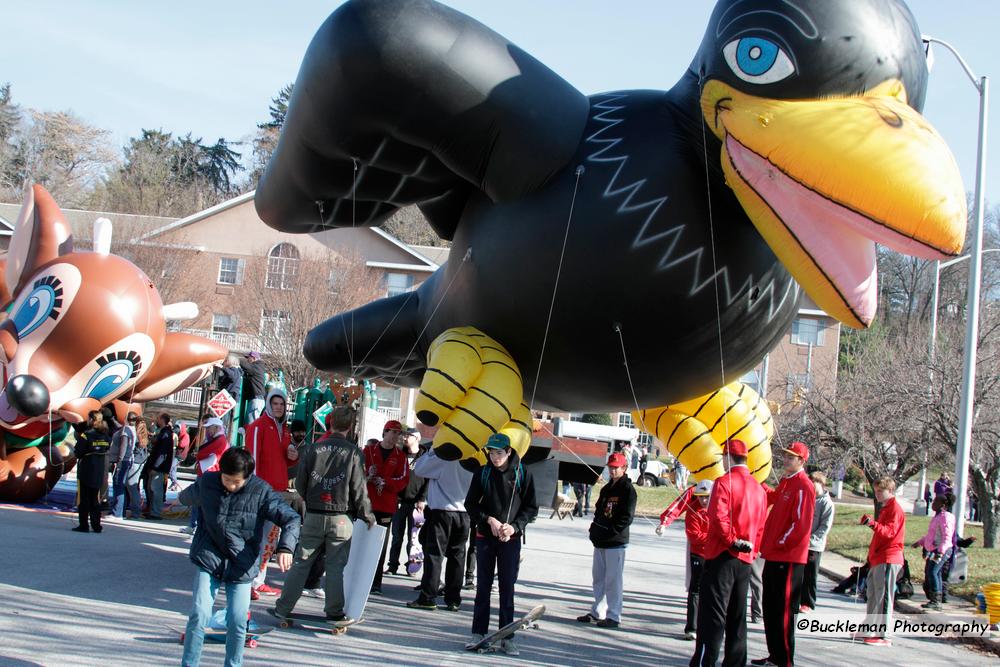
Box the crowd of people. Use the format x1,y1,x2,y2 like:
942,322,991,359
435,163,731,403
67,384,975,666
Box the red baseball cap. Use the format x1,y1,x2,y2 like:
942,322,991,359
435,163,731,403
722,438,748,456
383,420,403,432
607,452,627,468
782,441,810,462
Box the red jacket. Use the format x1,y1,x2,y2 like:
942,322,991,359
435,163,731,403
659,487,710,558
760,470,816,564
867,497,906,565
195,433,229,476
246,412,294,491
703,466,768,564
363,442,409,514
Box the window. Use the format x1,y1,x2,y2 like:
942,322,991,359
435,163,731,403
616,413,653,447
218,257,245,285
385,272,414,298
260,309,291,341
376,385,401,410
212,314,238,334
791,317,825,346
266,243,299,290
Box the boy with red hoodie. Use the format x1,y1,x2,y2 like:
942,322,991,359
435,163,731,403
751,442,815,667
857,478,906,646
658,479,713,640
181,417,230,535
245,388,299,598
364,420,409,594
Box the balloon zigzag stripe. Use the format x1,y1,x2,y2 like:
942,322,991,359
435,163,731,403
584,93,796,324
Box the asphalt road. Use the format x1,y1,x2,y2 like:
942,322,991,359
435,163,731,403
0,504,993,666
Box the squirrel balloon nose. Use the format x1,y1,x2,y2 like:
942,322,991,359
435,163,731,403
6,375,50,417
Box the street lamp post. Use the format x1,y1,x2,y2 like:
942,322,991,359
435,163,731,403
928,249,1000,361
923,36,989,538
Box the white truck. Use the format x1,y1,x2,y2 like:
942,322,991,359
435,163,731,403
553,419,672,487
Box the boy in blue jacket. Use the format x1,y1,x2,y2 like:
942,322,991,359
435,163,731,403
179,448,300,667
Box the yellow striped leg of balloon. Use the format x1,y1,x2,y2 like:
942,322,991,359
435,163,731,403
632,382,773,484
413,327,532,468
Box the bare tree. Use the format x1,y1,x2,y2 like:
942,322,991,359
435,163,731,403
244,248,384,388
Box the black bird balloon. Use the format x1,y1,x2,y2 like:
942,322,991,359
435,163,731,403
255,0,965,470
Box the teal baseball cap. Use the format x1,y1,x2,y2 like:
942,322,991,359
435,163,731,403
485,432,511,450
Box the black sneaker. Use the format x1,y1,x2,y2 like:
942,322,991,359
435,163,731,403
576,613,596,623
326,614,346,623
71,526,90,533
384,567,398,576
750,658,778,667
596,618,620,629
444,602,460,612
406,597,437,610
370,586,382,596
463,580,475,590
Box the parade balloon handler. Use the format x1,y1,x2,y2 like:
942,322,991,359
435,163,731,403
576,452,636,630
913,492,955,611
239,352,268,424
801,472,836,613
179,448,300,667
109,412,139,519
657,479,713,640
72,411,111,533
274,406,376,625
147,413,175,521
388,427,429,577
690,439,767,667
182,418,231,535
751,442,815,667
855,478,906,646
363,419,409,595
406,442,472,612
245,388,299,599
465,433,538,656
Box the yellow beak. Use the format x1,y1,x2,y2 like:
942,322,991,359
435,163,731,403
701,79,966,328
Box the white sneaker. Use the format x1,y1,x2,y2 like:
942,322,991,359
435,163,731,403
179,526,195,534
465,633,486,650
303,588,325,598
501,638,520,656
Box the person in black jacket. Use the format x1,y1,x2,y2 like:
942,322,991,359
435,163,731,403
73,411,112,533
465,433,538,656
577,451,637,629
179,447,300,667
147,413,174,520
239,351,268,423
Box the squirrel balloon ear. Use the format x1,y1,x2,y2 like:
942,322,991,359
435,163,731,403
6,185,74,298
130,333,228,403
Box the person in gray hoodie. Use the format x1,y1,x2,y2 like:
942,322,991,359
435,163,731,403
406,445,474,611
801,471,836,612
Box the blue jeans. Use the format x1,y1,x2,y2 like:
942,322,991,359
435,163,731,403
925,548,952,595
111,465,128,518
181,568,251,667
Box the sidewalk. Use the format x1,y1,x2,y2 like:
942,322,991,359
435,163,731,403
819,550,1000,656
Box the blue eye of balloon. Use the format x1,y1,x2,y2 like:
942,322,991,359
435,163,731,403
11,276,63,338
722,37,795,84
82,351,142,401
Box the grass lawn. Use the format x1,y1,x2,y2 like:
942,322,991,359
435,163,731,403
634,484,681,517
826,504,1000,600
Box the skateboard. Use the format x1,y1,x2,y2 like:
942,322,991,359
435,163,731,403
407,508,425,575
268,608,363,635
465,604,545,653
173,610,271,648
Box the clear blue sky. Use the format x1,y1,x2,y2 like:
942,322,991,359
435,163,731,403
5,1,999,201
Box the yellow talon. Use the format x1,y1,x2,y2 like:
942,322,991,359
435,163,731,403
633,382,772,483
415,327,527,464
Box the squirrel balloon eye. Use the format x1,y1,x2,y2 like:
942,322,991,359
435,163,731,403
723,37,795,84
82,351,142,402
11,276,63,338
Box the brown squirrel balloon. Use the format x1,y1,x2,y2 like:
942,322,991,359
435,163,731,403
0,185,228,502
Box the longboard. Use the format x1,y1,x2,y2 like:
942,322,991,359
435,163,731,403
343,520,387,619
172,623,271,648
267,608,363,635
466,604,545,653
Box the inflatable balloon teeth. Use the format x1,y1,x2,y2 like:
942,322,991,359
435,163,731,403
634,382,773,484
700,73,966,329
414,327,531,467
0,185,228,502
